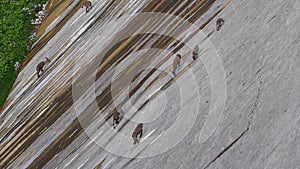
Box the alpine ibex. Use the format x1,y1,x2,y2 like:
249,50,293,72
112,110,121,129
132,123,143,144
172,54,181,75
216,18,224,31
192,45,199,60
81,1,92,13
36,57,50,78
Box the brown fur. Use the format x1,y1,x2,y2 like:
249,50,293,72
81,1,92,13
216,18,224,31
172,54,181,75
132,123,143,144
192,45,199,60
112,110,120,129
36,57,50,78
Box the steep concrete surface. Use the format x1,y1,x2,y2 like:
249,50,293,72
0,0,299,168
201,0,300,168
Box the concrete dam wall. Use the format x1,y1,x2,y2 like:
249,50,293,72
0,0,299,168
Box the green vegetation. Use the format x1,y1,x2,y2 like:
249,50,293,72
0,0,47,107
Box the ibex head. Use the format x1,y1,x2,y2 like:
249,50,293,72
45,57,50,63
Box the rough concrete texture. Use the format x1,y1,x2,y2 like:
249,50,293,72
0,0,299,168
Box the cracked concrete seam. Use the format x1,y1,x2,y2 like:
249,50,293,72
204,121,250,169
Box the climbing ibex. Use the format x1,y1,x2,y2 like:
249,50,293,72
192,45,199,60
36,57,50,78
216,18,224,31
172,54,181,75
112,110,121,129
132,123,143,144
81,1,92,13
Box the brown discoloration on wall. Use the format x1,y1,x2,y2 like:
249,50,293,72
94,158,106,169
27,119,84,169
